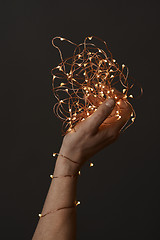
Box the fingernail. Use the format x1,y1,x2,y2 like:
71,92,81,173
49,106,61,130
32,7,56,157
105,98,115,108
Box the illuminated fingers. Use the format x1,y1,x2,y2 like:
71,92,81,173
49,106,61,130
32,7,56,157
85,98,115,134
112,99,133,132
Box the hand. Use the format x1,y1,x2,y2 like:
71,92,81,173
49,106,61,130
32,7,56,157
59,95,132,169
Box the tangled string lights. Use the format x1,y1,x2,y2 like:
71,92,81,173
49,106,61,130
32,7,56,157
51,36,142,135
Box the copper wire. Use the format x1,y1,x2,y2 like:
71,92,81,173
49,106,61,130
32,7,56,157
51,36,143,135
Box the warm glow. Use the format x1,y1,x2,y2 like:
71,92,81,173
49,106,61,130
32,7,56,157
51,36,142,135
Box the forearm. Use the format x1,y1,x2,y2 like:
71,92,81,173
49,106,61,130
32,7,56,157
33,153,80,240
32,96,130,239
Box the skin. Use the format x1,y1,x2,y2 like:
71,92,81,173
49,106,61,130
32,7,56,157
32,96,132,240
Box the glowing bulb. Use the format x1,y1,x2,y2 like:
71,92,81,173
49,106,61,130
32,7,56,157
76,201,81,206
90,163,94,167
78,171,81,175
50,175,53,178
53,153,56,157
39,214,42,218
57,65,62,71
52,36,139,135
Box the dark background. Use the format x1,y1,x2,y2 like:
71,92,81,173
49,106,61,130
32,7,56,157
1,0,160,239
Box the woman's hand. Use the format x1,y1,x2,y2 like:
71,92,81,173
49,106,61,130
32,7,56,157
59,96,132,169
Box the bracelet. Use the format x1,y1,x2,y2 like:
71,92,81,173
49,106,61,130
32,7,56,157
53,152,79,165
39,201,80,218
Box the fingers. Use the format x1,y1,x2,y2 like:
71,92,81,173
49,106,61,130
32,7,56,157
85,98,115,134
112,99,133,132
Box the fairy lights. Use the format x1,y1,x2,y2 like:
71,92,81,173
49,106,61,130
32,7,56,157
38,39,143,219
51,36,143,135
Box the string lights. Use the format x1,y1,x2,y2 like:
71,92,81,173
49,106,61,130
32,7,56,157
39,201,80,218
51,36,143,135
38,36,143,219
38,152,81,218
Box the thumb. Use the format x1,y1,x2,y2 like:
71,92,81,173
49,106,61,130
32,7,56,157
85,98,115,133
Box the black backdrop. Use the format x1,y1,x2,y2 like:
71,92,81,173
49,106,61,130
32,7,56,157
1,0,160,239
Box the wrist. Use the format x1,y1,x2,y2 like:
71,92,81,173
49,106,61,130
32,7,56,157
59,143,83,166
54,155,81,176
53,141,85,176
